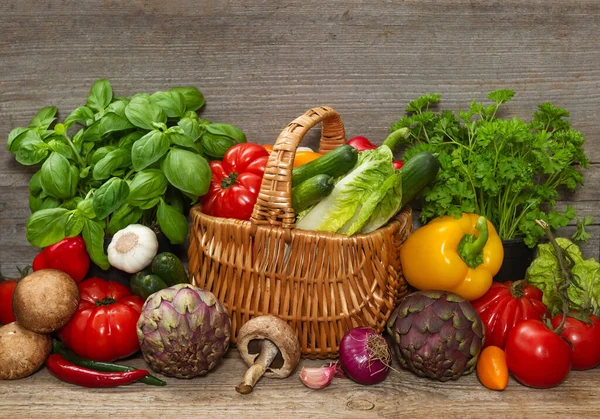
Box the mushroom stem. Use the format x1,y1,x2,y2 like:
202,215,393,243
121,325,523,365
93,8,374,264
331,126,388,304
236,339,279,394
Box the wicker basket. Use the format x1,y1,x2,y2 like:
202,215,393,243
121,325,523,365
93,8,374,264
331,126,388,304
188,106,412,359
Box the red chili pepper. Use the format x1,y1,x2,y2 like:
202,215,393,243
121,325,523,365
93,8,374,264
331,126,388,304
46,354,149,388
347,136,404,170
32,236,90,283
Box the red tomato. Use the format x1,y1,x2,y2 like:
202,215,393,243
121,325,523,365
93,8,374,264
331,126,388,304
58,277,144,362
0,280,17,325
471,281,547,349
551,313,600,370
505,319,571,388
202,143,269,221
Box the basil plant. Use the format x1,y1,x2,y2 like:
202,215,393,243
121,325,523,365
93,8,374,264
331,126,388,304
7,79,246,269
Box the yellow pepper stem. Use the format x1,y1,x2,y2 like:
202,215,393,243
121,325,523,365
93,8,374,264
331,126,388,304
458,216,489,269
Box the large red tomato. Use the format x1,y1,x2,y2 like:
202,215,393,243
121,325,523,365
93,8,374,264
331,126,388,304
551,313,600,370
505,319,571,389
58,277,144,362
471,280,547,349
0,280,17,325
202,143,269,221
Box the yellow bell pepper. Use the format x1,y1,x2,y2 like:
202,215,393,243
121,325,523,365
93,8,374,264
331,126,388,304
400,213,504,301
263,145,322,167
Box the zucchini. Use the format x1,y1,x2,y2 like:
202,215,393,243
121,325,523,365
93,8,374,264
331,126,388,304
292,174,334,213
399,152,440,206
150,252,189,286
291,145,358,187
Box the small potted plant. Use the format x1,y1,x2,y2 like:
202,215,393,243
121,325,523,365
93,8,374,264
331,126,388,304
390,90,590,281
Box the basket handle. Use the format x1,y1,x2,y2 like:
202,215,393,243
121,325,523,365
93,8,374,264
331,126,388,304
250,106,346,228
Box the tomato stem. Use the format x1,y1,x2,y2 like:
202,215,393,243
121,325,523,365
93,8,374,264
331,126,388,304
509,280,526,298
95,297,117,306
221,173,239,189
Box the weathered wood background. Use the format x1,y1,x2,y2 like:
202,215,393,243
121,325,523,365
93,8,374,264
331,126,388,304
1,1,599,417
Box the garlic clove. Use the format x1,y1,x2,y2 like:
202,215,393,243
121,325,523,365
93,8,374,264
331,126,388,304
299,365,336,389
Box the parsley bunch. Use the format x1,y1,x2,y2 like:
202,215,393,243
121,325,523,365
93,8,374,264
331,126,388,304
392,90,589,247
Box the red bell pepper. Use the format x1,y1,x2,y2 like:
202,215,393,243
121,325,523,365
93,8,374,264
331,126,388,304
32,236,90,283
202,143,269,221
347,130,406,169
46,354,149,388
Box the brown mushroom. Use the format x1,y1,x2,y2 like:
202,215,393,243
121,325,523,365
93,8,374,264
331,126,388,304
235,315,300,394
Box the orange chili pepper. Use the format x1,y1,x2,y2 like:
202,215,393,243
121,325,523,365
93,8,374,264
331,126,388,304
262,145,322,167
476,346,509,390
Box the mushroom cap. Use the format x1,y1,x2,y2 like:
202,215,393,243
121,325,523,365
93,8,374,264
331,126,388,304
237,315,300,378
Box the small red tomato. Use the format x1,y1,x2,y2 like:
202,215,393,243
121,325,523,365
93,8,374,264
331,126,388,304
0,279,17,325
505,319,571,389
551,313,600,370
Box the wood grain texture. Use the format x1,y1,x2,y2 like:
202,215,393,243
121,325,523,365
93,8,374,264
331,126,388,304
1,0,600,417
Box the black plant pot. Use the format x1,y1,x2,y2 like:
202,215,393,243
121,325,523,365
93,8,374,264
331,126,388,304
86,232,187,289
493,238,536,283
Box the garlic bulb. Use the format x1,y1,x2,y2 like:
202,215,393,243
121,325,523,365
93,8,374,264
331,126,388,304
107,224,158,273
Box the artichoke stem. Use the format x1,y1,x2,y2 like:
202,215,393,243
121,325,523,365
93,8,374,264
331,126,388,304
236,339,279,394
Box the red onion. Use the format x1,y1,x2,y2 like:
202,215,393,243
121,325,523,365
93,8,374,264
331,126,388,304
339,327,391,385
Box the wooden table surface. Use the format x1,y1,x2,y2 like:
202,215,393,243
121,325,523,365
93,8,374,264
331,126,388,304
1,1,599,417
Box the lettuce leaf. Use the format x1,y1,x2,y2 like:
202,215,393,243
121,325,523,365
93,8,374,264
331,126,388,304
526,238,600,316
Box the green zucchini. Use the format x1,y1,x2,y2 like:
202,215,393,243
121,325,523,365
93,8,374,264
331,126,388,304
150,252,189,286
399,151,440,206
291,145,358,187
292,174,334,213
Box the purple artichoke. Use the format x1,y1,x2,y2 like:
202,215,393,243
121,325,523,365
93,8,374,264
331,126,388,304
387,290,485,381
137,284,231,378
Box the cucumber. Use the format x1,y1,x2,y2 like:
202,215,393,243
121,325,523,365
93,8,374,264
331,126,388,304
291,145,358,187
150,252,188,286
292,174,334,213
399,152,440,206
130,271,168,301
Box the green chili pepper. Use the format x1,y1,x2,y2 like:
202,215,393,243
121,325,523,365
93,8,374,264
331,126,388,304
52,340,166,386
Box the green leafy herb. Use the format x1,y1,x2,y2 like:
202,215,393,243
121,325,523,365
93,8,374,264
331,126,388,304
7,79,245,268
392,90,590,247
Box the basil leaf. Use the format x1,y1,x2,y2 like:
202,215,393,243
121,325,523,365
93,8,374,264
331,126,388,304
205,123,247,143
29,194,61,213
29,106,57,130
15,135,50,165
86,79,113,111
201,134,236,159
26,208,69,248
177,117,203,142
105,99,129,118
166,126,195,148
161,148,211,196
125,95,166,130
82,219,110,270
7,127,30,151
64,106,95,129
90,145,117,165
139,196,161,210
151,90,186,118
157,199,188,244
98,112,135,136
77,198,97,219
60,197,83,210
93,148,131,180
69,166,79,197
80,166,91,179
118,131,145,150
93,177,130,220
170,87,205,112
108,204,143,236
47,139,74,161
8,129,41,153
81,120,102,142
131,130,170,171
127,169,168,202
40,152,74,199
65,211,85,237
29,171,43,195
